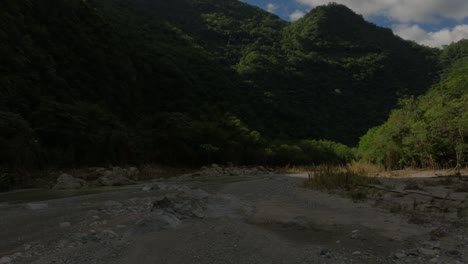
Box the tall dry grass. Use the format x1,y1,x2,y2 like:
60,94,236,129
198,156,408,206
347,160,385,176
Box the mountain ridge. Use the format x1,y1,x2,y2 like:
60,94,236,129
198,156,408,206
0,0,443,170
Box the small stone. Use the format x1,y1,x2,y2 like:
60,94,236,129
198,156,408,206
57,240,69,248
351,230,360,239
394,252,406,259
0,256,12,264
24,244,31,250
320,248,332,258
446,249,461,256
429,257,439,263
92,215,100,220
104,200,122,208
116,225,126,229
142,184,158,192
59,222,71,228
352,251,362,256
101,229,118,238
419,248,438,258
25,203,48,210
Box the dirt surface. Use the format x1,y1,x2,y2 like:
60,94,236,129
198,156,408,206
0,173,467,264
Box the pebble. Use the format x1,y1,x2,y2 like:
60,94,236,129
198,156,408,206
394,252,406,259
142,185,155,192
419,248,438,258
101,229,118,238
446,249,461,256
320,248,332,258
104,201,122,208
351,230,360,239
59,222,71,228
352,251,362,256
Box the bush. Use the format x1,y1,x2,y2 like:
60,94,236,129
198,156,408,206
304,165,380,191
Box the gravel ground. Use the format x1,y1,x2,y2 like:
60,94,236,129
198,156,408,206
0,174,466,264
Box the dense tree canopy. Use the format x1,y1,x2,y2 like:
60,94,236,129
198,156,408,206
0,0,447,172
358,40,468,170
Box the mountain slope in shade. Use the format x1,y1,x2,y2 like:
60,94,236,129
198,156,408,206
0,0,442,169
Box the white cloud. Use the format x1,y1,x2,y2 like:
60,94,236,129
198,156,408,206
290,10,306,21
266,3,278,13
394,24,468,47
296,0,468,23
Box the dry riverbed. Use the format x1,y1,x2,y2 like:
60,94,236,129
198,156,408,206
0,166,467,264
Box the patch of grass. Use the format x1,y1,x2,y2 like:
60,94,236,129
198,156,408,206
349,187,370,201
304,166,380,191
277,165,317,173
347,160,384,176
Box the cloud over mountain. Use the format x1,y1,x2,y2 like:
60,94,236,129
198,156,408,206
296,0,468,23
394,24,468,48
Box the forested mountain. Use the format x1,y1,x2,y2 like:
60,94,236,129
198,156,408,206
359,40,468,170
0,0,442,169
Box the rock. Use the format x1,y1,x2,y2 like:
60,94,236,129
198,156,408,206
151,213,181,229
0,256,12,264
12,252,24,259
104,200,123,208
423,241,441,249
53,174,86,189
187,189,210,199
56,239,69,248
352,251,362,256
59,222,71,228
97,168,132,186
350,230,360,239
101,229,118,239
142,184,159,192
320,248,331,256
128,167,140,177
419,248,438,258
25,203,48,210
429,257,439,263
282,216,309,229
394,252,406,259
446,249,461,256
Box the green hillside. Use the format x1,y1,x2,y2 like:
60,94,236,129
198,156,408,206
359,40,468,170
0,0,444,171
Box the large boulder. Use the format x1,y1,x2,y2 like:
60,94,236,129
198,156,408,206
53,174,86,189
97,167,133,186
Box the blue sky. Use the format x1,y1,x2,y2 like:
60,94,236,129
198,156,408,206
242,0,468,48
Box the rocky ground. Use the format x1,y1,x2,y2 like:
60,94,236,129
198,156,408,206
0,166,467,264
